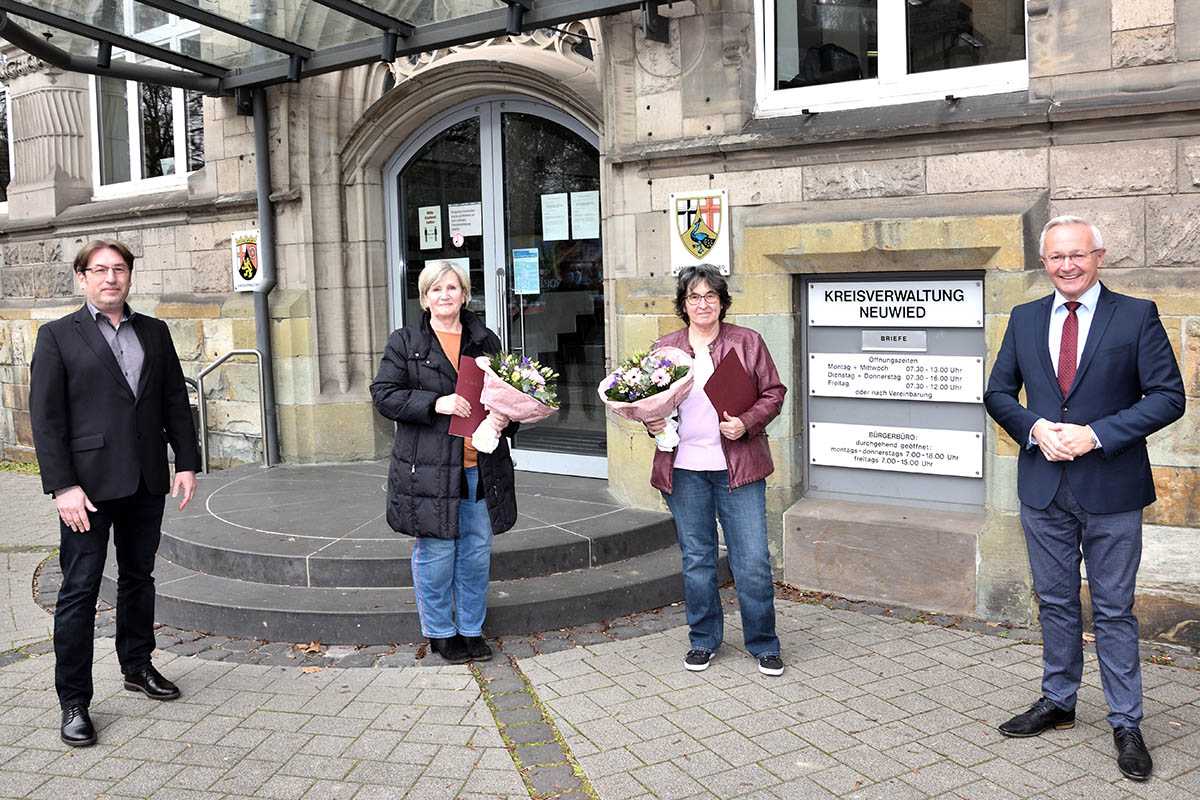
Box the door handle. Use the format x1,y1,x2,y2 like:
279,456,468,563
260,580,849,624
495,266,507,351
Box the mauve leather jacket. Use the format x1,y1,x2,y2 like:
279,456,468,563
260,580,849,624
650,322,787,494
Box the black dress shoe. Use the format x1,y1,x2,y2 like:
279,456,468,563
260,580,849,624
61,704,96,747
123,666,181,700
1114,726,1153,781
463,636,493,662
428,635,470,664
998,696,1075,737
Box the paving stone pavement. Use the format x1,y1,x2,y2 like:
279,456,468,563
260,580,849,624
3,470,1199,798
520,606,1200,799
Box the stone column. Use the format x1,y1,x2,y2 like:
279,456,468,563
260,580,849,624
1,47,93,222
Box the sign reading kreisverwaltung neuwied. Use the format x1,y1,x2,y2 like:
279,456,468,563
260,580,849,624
231,229,262,292
669,189,730,276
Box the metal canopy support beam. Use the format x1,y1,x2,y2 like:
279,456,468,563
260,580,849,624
0,0,228,77
309,0,413,38
0,11,222,92
136,0,314,58
640,0,668,43
220,0,659,90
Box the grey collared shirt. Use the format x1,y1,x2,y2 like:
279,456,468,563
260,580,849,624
54,302,146,498
87,300,144,397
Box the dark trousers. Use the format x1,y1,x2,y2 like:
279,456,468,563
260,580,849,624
55,483,165,709
1021,479,1144,728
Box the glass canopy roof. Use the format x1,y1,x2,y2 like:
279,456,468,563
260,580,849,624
0,0,646,92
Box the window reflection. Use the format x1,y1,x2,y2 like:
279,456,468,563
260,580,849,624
140,83,175,178
776,0,878,90
98,76,131,185
907,0,1026,73
185,90,205,171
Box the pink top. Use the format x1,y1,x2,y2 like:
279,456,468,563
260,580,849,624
674,345,727,471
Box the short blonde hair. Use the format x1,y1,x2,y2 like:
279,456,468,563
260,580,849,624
416,260,471,310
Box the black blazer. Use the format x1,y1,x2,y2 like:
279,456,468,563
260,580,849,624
984,284,1185,514
30,305,201,502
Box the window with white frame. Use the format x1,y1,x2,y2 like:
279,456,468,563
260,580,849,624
91,3,204,194
758,0,1027,116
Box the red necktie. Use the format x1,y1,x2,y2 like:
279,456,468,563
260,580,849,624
1057,301,1081,397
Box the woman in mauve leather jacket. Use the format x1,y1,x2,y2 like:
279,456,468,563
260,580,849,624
645,263,788,677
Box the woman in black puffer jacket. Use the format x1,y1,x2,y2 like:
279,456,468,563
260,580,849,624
370,260,518,664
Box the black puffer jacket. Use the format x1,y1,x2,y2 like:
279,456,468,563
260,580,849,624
370,309,518,539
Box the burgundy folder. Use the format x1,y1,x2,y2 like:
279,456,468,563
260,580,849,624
448,355,488,438
703,349,757,420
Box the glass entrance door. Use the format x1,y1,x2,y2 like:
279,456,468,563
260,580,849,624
385,98,606,478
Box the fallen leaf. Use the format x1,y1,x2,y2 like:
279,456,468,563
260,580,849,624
986,622,1001,627
301,665,324,674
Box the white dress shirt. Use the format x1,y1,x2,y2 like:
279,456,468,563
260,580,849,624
1028,280,1103,449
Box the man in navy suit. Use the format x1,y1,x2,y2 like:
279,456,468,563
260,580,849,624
985,216,1184,781
30,240,200,747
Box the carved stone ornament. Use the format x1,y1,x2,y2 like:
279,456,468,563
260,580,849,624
1,55,49,81
388,22,594,81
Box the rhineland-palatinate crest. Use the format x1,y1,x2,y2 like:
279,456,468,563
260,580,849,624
675,194,722,259
231,228,263,292
235,234,258,281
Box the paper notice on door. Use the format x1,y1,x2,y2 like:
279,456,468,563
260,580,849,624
512,248,540,294
570,191,600,239
448,202,483,237
418,206,442,250
541,193,569,241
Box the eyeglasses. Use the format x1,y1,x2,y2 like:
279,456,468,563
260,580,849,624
84,266,130,277
1044,249,1101,266
685,292,720,306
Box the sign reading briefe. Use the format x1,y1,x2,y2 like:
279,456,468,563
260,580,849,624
809,280,983,328
810,422,982,478
810,353,983,403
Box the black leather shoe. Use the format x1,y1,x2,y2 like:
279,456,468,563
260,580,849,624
429,635,470,664
123,666,181,700
60,704,96,747
1114,726,1152,781
463,636,493,662
998,696,1075,737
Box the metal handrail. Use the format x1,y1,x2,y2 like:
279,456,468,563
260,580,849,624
196,349,270,474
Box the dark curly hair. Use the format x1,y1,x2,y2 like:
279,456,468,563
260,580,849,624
673,264,732,325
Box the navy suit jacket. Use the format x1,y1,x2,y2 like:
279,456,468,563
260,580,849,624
30,304,201,502
984,284,1184,514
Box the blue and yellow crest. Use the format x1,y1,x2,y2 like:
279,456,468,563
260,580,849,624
675,194,722,259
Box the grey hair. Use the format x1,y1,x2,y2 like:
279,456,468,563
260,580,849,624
417,260,471,310
1039,216,1105,255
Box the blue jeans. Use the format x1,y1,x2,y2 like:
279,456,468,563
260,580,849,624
411,467,494,638
1021,480,1144,727
662,469,779,658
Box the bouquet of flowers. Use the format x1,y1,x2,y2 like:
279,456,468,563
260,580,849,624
598,346,693,451
471,353,559,453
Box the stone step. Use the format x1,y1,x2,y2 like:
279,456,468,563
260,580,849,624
156,469,675,588
102,547,727,645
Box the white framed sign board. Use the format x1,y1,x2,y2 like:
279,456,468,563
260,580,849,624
669,189,730,275
810,353,984,403
810,422,983,478
808,280,983,327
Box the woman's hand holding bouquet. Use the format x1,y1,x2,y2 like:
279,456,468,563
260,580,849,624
471,353,558,453
598,347,692,451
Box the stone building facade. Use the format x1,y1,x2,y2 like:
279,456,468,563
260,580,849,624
2,0,1197,644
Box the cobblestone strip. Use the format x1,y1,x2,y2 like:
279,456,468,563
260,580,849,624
473,658,600,800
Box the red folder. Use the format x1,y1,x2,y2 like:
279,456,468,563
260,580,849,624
449,355,488,438
704,349,757,420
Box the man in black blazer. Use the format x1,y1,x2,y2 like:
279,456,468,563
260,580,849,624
30,239,200,747
985,217,1185,781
